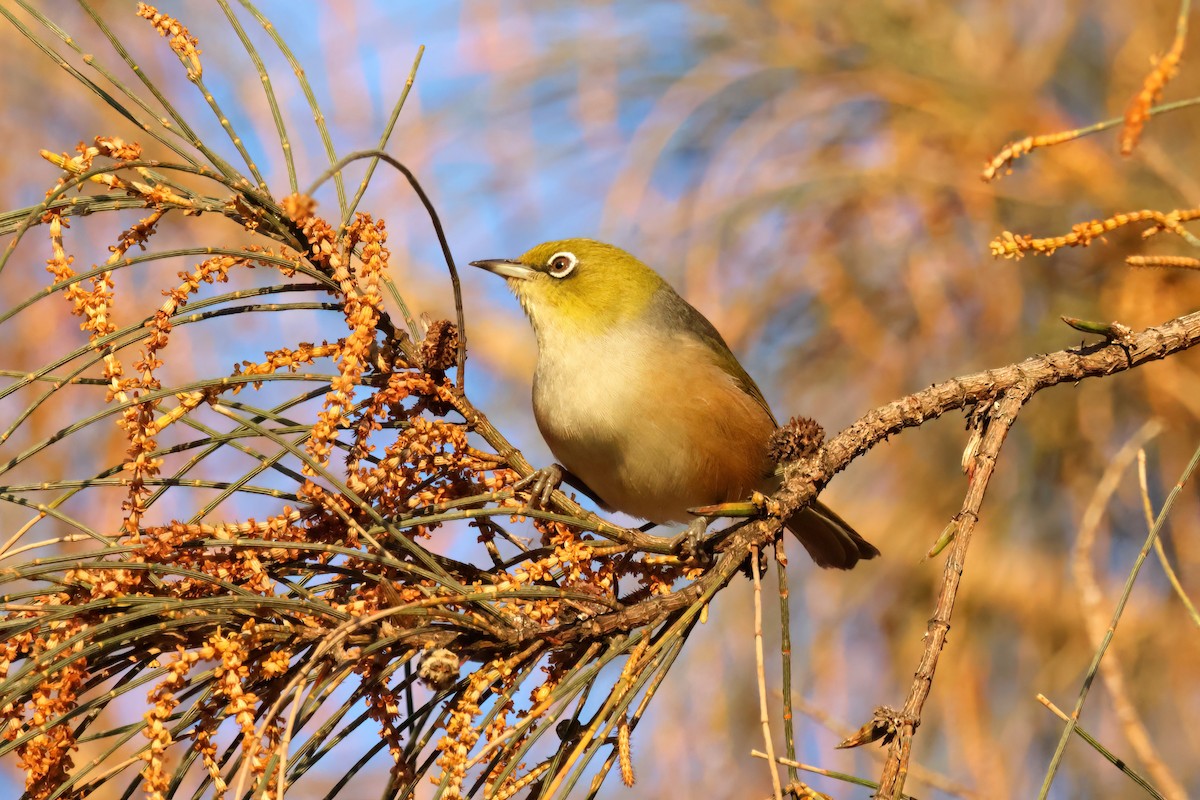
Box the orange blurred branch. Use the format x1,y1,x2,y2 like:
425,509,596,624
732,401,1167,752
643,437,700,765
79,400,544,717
1121,0,1190,155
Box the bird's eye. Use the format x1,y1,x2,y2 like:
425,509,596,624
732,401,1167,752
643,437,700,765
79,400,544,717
547,251,577,279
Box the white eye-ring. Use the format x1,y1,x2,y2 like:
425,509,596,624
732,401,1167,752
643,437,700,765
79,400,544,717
547,251,577,279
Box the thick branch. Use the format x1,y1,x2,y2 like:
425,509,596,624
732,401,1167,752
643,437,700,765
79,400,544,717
875,389,1028,797
774,308,1200,520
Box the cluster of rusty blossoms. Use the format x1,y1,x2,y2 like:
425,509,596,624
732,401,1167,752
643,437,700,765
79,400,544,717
1,135,689,799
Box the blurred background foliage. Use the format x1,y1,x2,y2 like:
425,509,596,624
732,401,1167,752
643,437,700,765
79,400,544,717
0,1,1197,798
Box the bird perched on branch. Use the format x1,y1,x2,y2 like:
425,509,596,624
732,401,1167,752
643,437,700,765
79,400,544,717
471,239,878,569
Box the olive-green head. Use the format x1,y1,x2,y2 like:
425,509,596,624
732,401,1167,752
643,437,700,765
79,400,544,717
471,239,666,340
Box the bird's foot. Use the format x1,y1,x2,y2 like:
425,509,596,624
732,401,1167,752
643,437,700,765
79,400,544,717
514,464,564,509
669,516,713,565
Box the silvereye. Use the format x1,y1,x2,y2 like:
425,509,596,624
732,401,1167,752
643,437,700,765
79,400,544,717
470,239,878,569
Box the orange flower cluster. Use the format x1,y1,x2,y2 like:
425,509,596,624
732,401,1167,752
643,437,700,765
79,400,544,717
200,628,284,795
40,138,203,549
18,158,652,797
1126,254,1200,270
281,199,387,470
42,212,97,335
980,130,1083,182
41,137,192,209
1121,34,1185,155
233,341,342,389
136,3,203,78
2,612,86,799
140,647,200,800
436,659,514,798
491,763,551,800
42,211,118,344
496,521,614,624
991,207,1200,258
141,510,308,596
44,196,164,539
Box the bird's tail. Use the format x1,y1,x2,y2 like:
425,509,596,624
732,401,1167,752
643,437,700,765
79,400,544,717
785,501,879,570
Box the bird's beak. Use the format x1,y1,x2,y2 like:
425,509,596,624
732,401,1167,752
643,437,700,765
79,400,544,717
469,258,537,280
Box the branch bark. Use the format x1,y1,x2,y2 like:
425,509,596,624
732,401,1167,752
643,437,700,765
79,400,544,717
874,388,1027,796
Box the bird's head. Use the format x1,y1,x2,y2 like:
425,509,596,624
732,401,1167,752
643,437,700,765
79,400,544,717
471,239,665,340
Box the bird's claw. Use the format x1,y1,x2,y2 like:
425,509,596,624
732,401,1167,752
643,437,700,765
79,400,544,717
516,464,564,509
669,517,713,565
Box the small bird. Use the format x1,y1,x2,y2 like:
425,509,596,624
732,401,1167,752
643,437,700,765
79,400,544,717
470,239,878,569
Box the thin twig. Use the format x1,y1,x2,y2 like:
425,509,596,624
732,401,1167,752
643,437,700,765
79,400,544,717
875,389,1029,797
1039,440,1200,797
215,0,297,193
1035,694,1165,799
775,545,798,788
750,750,914,799
1067,423,1186,799
340,47,426,232
982,95,1200,181
236,0,347,212
791,697,980,799
1137,450,1200,628
751,546,784,800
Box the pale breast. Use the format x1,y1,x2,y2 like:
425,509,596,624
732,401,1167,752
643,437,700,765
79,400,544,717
532,325,776,523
